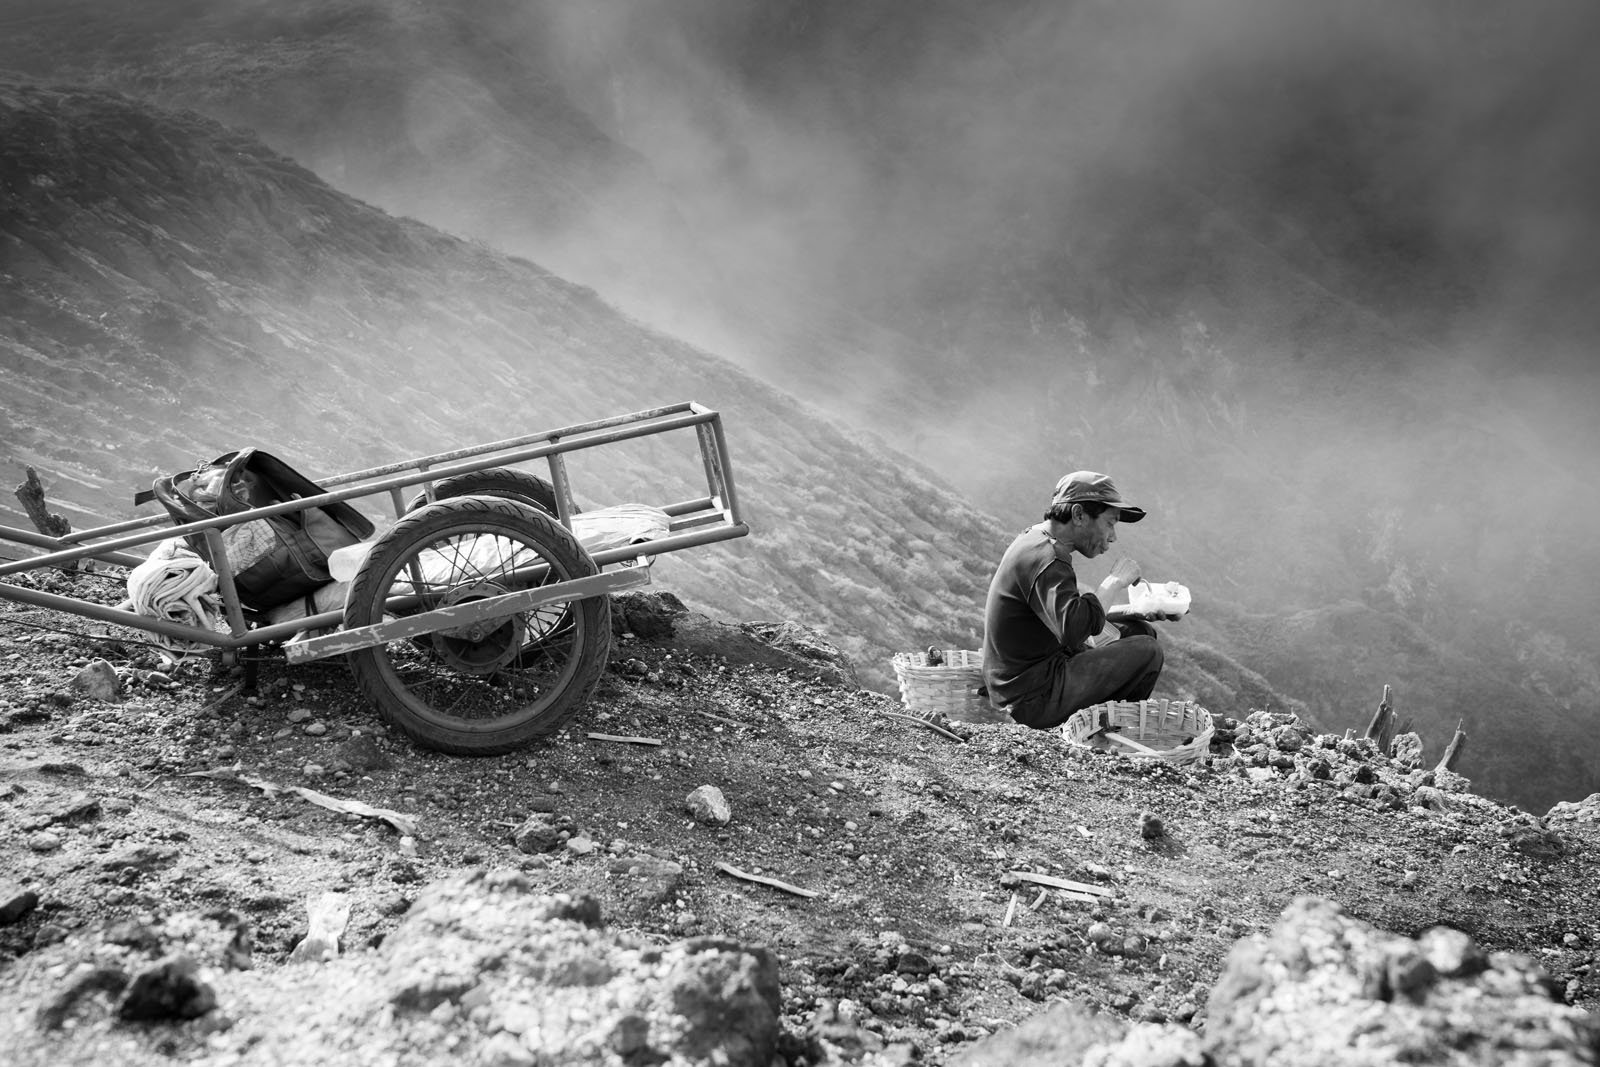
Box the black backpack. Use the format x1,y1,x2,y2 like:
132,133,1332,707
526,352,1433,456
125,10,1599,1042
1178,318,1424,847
142,449,375,611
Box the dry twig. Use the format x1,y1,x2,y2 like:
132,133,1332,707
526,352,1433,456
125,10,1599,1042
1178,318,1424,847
716,862,818,899
586,732,663,746
876,709,965,743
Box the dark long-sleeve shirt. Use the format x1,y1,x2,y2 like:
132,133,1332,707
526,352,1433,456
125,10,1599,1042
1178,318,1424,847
981,524,1105,707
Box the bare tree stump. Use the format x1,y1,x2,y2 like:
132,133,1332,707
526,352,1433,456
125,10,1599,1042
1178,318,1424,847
1437,718,1468,772
14,467,72,538
1364,684,1396,752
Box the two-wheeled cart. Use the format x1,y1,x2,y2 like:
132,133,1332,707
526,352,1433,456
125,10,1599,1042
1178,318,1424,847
0,402,749,754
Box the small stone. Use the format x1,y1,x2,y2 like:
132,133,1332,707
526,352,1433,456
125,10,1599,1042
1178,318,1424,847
512,813,564,854
303,722,327,737
1087,922,1116,947
481,1030,538,1067
1412,786,1452,812
566,836,597,856
118,955,216,1021
302,763,325,778
1507,826,1564,860
1386,945,1438,1001
70,660,121,701
0,887,40,925
287,707,312,723
1138,812,1165,839
28,831,62,853
685,784,732,826
45,792,101,826
99,844,179,874
1418,926,1488,978
33,922,69,947
335,733,393,772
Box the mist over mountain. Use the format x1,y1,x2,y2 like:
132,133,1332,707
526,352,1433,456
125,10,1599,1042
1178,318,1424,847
2,0,1597,810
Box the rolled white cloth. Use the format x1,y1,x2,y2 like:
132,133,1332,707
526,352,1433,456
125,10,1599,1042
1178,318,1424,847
123,538,226,658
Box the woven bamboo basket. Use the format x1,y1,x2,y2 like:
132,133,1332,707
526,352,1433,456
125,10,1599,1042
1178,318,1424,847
891,649,1006,724
1060,699,1215,763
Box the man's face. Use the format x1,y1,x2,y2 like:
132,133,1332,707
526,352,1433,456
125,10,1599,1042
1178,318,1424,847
1071,506,1119,558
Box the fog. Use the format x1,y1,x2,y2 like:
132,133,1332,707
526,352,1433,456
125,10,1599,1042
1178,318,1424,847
513,0,1600,560
478,0,1600,801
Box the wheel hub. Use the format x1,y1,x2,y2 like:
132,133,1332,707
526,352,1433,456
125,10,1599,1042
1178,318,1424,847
428,582,527,674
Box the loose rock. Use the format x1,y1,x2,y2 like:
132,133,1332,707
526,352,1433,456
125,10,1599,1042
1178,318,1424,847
686,784,732,826
117,955,216,1021
0,886,40,925
69,659,120,701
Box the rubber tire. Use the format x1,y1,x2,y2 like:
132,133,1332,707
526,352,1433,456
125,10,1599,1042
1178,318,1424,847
406,468,559,516
344,496,610,755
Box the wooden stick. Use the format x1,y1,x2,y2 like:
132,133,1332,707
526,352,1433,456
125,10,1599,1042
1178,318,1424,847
1027,889,1048,911
688,706,746,729
1006,870,1114,897
1002,892,1019,927
1057,889,1103,904
587,732,663,746
1437,718,1468,772
877,709,966,743
716,862,818,899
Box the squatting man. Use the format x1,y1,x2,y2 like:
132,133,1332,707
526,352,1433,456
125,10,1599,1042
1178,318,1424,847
981,471,1175,729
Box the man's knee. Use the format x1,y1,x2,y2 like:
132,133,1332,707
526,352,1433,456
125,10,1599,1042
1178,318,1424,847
1120,633,1163,666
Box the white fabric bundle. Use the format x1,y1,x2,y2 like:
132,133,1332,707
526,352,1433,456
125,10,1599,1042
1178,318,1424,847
122,538,226,658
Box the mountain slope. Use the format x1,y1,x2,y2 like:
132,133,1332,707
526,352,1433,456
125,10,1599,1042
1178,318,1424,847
4,0,1596,812
0,80,1294,726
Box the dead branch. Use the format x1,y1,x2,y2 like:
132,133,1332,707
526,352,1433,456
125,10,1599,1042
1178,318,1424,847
716,862,818,899
1364,684,1396,751
1437,718,1468,772
14,467,71,538
586,732,663,746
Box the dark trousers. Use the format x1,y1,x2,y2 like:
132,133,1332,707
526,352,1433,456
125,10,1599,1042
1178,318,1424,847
1008,623,1164,730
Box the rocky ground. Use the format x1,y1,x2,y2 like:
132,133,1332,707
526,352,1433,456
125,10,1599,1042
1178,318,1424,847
1,566,1598,1066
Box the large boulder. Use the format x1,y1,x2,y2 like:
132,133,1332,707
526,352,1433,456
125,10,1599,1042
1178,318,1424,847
950,896,1599,1067
1546,792,1600,825
1205,896,1600,1066
376,871,782,1067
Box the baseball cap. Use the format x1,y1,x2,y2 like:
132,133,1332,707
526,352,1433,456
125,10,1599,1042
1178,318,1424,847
1051,470,1146,523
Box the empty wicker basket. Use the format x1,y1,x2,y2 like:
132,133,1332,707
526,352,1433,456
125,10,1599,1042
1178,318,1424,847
1060,699,1215,763
891,649,1007,724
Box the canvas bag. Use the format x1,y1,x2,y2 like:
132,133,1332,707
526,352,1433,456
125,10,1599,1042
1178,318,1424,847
145,449,374,611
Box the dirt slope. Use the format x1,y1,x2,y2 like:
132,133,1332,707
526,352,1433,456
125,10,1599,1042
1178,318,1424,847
1,571,1596,1064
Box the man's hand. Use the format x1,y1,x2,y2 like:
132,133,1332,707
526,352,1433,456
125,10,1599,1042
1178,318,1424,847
1096,557,1142,608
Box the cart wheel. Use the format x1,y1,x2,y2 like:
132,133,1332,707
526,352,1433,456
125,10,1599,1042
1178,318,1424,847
405,468,558,516
344,497,610,755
